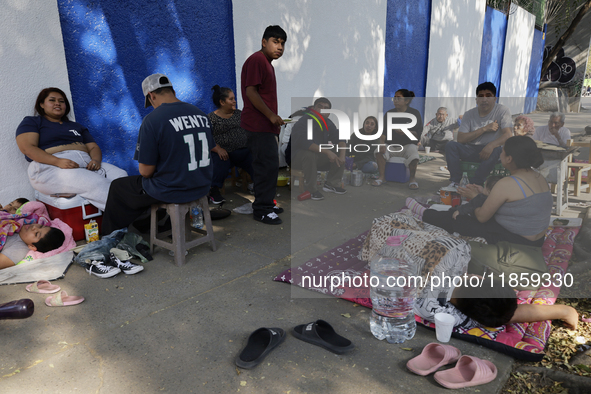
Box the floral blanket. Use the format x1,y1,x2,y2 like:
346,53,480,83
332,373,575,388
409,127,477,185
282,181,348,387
274,212,578,361
0,202,76,262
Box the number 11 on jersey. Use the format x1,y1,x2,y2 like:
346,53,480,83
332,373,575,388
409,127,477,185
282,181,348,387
183,132,210,171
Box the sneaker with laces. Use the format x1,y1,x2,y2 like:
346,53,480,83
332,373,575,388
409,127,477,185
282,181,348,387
323,182,347,194
311,191,325,200
254,212,283,225
273,205,284,214
209,187,226,205
109,253,144,275
86,260,121,278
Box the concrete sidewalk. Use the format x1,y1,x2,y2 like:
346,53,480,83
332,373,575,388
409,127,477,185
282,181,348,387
0,108,590,393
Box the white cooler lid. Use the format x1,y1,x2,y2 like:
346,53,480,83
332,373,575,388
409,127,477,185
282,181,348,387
35,190,89,210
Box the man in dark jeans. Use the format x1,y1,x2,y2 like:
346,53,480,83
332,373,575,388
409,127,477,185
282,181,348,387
290,98,347,200
240,25,287,225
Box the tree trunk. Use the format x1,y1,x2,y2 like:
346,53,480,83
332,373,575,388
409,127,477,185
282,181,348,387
541,0,591,78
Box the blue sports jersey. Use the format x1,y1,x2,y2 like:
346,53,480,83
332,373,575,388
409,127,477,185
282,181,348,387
16,116,96,162
138,102,213,203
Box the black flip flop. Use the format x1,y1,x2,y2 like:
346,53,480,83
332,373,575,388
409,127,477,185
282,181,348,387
292,320,354,354
235,327,286,369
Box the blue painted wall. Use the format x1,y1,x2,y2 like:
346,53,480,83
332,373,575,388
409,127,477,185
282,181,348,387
478,6,507,94
383,0,431,119
57,0,236,175
524,27,546,113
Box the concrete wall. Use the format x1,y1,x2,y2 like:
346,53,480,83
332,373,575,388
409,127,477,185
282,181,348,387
383,0,431,118
57,0,236,175
498,5,535,115
0,0,72,204
524,27,546,113
1,0,548,205
424,0,486,121
478,6,507,91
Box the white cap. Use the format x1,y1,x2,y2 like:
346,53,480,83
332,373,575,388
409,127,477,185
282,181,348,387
141,73,173,108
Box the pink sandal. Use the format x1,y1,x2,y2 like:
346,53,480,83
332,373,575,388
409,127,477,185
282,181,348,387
406,342,462,376
26,280,61,294
45,291,85,307
433,355,497,389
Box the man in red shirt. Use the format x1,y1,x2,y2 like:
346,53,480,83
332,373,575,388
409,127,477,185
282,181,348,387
241,25,287,225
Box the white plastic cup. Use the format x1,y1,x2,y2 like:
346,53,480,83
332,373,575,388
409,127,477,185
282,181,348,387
425,146,431,154
434,312,455,343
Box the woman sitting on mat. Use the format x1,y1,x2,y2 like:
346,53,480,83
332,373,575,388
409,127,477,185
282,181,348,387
372,89,423,189
348,116,379,173
423,136,551,247
207,85,254,204
0,223,65,269
15,87,128,211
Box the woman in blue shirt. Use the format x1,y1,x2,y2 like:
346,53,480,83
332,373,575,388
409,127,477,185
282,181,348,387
16,88,127,210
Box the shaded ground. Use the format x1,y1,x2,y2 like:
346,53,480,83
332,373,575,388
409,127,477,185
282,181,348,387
0,108,590,393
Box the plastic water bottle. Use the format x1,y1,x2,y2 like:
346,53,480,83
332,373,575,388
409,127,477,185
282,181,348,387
190,206,203,229
369,235,418,344
459,172,470,203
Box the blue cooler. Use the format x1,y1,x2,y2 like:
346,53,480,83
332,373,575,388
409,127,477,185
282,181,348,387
385,158,410,183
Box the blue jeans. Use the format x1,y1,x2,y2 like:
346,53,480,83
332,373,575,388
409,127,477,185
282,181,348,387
211,147,254,189
445,141,502,185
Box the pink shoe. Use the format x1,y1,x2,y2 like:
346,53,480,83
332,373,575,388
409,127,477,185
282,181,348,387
26,280,61,294
406,342,461,376
45,291,85,307
433,355,497,389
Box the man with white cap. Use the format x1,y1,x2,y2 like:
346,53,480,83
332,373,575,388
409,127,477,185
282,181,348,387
102,73,214,234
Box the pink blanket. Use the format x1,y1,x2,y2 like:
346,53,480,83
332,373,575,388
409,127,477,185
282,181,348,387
1,202,76,261
274,223,578,361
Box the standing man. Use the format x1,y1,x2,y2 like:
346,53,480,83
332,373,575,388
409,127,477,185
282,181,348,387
445,82,512,186
532,112,571,147
241,25,287,225
102,73,213,234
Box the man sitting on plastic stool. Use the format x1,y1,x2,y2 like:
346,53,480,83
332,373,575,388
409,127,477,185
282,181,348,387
102,74,213,235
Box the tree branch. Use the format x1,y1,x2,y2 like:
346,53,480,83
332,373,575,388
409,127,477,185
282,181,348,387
541,0,591,78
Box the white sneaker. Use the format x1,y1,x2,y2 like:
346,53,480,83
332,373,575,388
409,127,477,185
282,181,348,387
109,253,144,275
86,260,121,278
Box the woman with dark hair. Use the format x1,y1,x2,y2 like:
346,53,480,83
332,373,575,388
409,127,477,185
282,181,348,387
348,116,379,173
207,85,254,204
0,224,65,269
372,89,423,189
15,88,127,211
423,136,551,246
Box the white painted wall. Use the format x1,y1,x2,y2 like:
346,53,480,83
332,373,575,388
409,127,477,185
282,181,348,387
232,0,387,136
499,6,535,114
0,0,73,204
424,0,486,122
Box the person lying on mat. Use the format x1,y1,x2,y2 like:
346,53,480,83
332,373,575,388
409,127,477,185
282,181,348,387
0,198,29,215
415,275,579,330
423,136,552,247
0,224,65,269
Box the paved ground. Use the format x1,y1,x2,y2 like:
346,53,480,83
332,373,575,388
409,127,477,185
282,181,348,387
0,107,590,394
